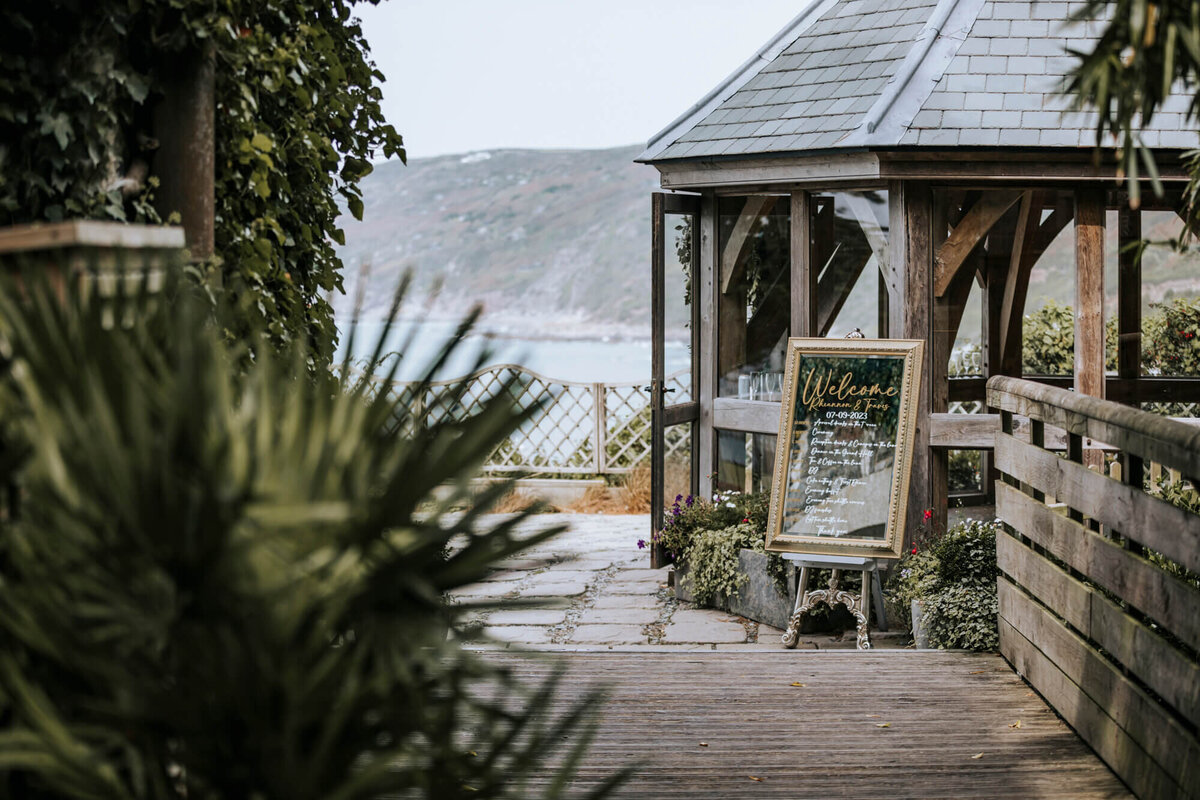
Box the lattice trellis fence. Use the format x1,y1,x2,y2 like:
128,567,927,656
373,365,691,475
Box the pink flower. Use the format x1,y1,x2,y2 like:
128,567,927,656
911,547,918,554
923,509,933,522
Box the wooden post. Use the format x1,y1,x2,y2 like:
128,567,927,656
790,191,814,337
153,44,216,263
897,182,936,544
1075,189,1106,470
698,192,718,500
593,382,607,474
1117,202,1142,390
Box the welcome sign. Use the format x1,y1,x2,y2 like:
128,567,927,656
765,338,923,559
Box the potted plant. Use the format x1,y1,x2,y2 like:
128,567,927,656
887,514,1000,651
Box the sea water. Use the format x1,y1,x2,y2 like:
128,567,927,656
337,318,691,384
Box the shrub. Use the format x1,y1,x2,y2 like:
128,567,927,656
651,489,767,561
922,582,999,651
681,521,762,606
887,518,1000,651
948,449,982,492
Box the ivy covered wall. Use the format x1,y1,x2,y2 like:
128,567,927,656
0,0,404,359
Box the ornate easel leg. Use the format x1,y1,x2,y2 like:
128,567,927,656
853,569,872,650
782,567,809,648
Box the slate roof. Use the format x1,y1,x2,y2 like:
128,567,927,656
639,0,1199,162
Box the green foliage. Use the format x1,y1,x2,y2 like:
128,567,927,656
1022,299,1086,375
1021,296,1200,383
948,449,982,492
888,519,1000,651
886,550,941,628
1141,297,1200,375
0,275,624,799
1147,474,1200,591
931,520,999,586
1068,0,1200,217
922,582,999,652
0,0,404,362
656,490,768,561
680,521,762,606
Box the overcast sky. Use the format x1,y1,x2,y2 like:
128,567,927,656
355,0,804,160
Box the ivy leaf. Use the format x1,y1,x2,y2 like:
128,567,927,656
347,195,363,221
38,112,71,150
250,132,273,152
124,72,150,103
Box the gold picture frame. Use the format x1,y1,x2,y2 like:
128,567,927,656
765,337,924,559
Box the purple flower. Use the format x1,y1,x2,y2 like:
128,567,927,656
675,494,683,503
637,539,647,549
685,495,695,507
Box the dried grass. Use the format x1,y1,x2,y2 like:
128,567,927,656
564,464,653,515
489,488,558,514
615,464,652,513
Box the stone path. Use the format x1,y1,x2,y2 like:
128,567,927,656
451,513,909,651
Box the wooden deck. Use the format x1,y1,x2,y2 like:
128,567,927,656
493,651,1130,799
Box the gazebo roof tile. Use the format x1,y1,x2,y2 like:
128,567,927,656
639,0,1196,163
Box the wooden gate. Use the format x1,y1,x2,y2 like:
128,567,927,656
988,376,1200,800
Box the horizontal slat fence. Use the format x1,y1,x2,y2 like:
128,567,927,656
371,365,691,476
987,375,1200,800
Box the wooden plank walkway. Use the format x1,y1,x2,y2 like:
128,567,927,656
491,651,1131,799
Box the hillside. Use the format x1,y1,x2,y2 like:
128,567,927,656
336,145,659,336
337,146,1198,340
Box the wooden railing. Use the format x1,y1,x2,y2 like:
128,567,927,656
988,376,1200,800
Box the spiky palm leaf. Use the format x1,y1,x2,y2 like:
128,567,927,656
0,273,626,800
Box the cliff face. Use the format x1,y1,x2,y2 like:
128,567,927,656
336,145,660,334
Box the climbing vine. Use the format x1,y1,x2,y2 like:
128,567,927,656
0,0,404,360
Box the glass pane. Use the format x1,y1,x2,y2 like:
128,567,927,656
1023,195,1077,376
717,196,790,397
810,190,889,338
664,212,694,398
663,422,693,505
715,430,777,496
1140,209,1200,378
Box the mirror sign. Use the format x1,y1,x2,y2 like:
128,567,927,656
766,338,924,559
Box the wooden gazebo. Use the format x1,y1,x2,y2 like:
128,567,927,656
639,0,1200,540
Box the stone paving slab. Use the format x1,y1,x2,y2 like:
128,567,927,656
567,624,648,645
484,625,554,644
590,594,657,610
663,620,748,644
608,568,672,581
517,581,589,598
487,609,568,626
523,570,599,584
603,580,665,595
479,570,525,582
576,607,660,625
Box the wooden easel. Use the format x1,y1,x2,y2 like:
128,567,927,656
780,554,888,650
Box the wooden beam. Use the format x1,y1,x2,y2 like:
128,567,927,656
720,195,774,295
1001,195,1072,375
843,192,889,275
934,190,1023,297
885,182,906,338
1075,189,1106,408
1117,203,1142,385
816,245,871,336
